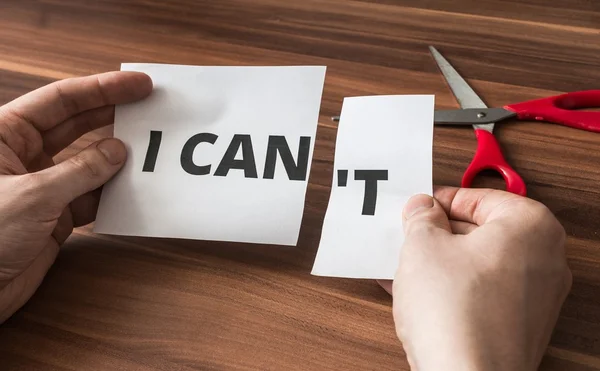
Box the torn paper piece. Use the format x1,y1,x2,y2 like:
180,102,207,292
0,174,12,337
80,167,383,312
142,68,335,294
95,64,326,246
311,95,434,279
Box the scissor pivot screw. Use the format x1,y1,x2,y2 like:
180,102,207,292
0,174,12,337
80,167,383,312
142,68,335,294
477,112,486,118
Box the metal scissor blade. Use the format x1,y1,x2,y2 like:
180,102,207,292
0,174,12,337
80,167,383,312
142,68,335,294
434,108,516,125
429,46,489,110
429,46,495,132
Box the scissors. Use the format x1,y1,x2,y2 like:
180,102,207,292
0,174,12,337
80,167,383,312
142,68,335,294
331,47,600,197
428,46,600,197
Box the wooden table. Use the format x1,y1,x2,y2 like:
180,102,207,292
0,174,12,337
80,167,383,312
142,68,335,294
1,1,599,370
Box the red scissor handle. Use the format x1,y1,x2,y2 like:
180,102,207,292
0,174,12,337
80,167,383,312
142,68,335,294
504,90,600,132
461,129,527,196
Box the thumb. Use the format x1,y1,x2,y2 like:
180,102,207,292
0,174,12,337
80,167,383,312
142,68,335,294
403,194,452,237
39,138,127,206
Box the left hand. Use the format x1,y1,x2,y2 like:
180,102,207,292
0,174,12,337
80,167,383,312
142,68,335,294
0,71,153,322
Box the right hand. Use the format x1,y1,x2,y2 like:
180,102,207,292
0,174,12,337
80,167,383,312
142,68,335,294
379,187,572,371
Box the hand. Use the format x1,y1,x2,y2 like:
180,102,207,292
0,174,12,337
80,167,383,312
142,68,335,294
0,71,152,322
379,187,572,371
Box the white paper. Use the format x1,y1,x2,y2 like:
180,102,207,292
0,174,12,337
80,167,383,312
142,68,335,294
94,64,326,246
311,95,434,279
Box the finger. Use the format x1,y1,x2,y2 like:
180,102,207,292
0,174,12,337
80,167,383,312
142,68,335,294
2,71,152,131
432,186,525,226
69,188,103,227
450,220,477,235
0,143,27,175
42,105,116,156
377,280,393,295
35,138,127,207
403,194,452,237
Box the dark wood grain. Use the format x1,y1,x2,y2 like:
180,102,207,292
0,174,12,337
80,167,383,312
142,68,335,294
0,0,599,370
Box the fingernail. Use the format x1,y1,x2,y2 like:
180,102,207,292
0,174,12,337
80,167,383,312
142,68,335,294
404,194,434,219
97,139,126,165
